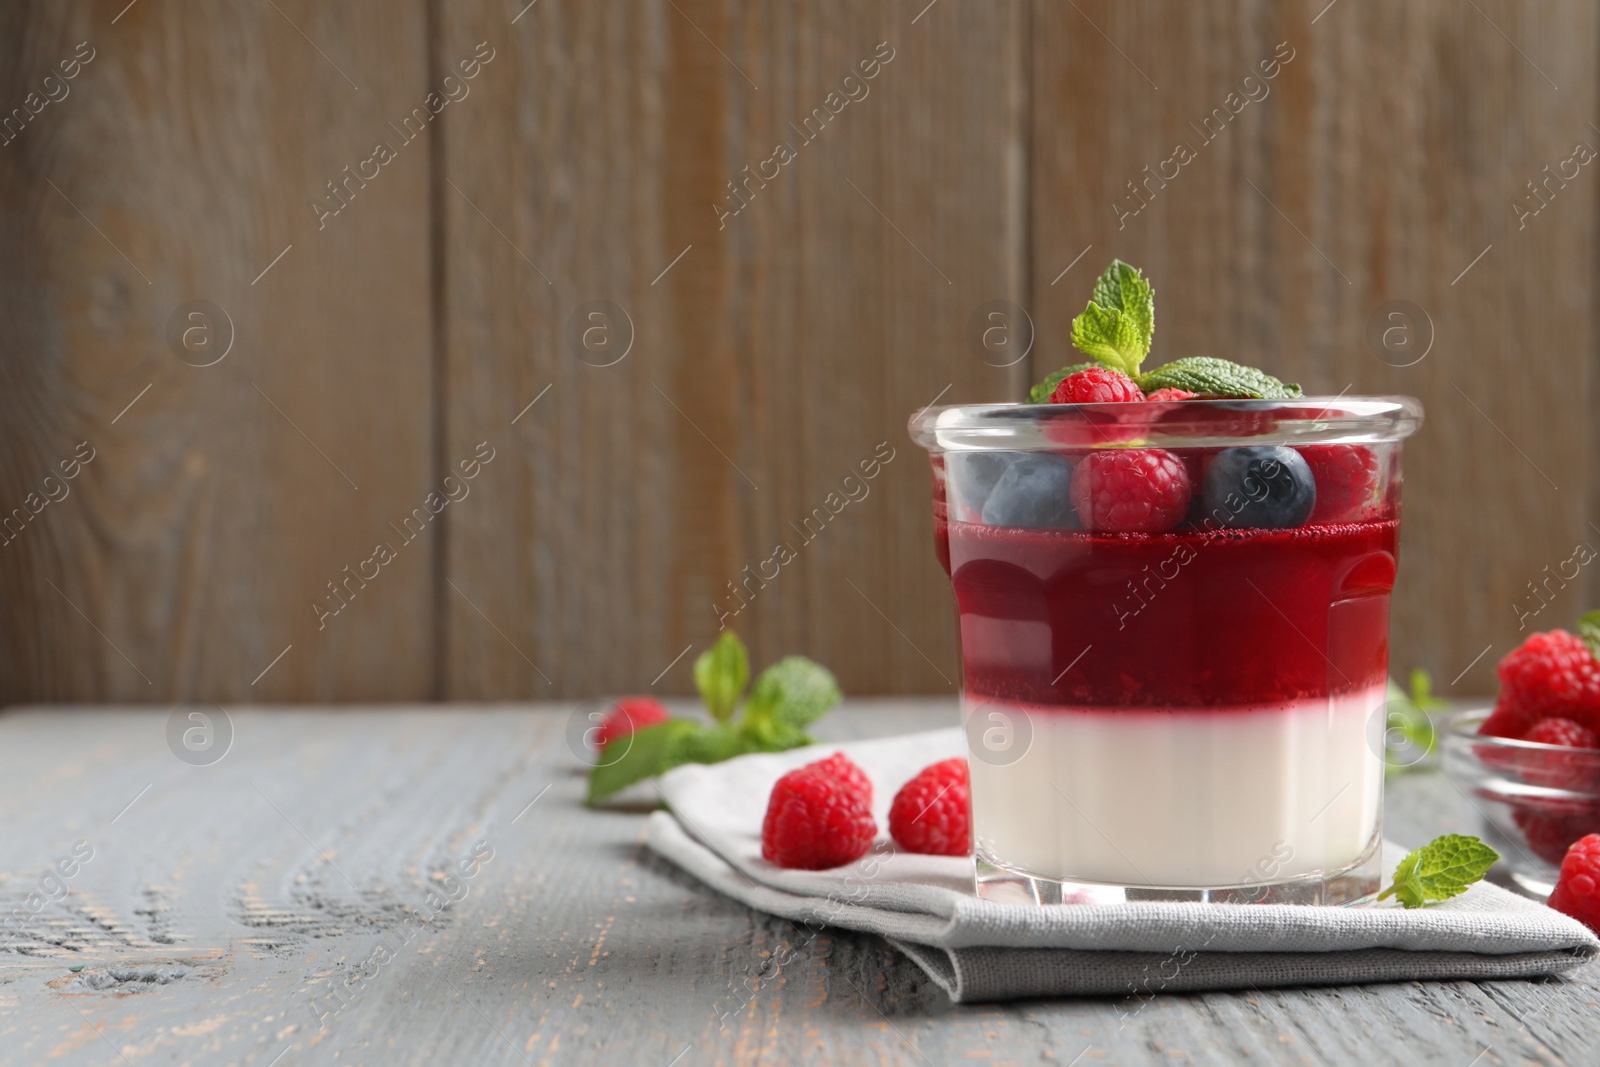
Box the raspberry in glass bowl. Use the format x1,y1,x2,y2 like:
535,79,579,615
1442,627,1600,897
910,396,1423,905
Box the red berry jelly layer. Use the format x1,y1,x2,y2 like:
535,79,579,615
945,519,1398,708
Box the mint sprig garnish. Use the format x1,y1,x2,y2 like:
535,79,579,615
1578,610,1600,661
1377,834,1498,908
1134,357,1302,400
1029,259,1303,402
1071,304,1148,376
1069,260,1154,375
1091,260,1154,356
586,633,841,803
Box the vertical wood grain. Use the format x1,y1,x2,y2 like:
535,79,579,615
0,1,437,702
438,0,1028,698
1029,0,1598,693
1,1,1594,704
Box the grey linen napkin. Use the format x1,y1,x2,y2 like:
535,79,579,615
645,728,1599,1002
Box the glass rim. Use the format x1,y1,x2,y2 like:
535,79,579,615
909,395,1423,452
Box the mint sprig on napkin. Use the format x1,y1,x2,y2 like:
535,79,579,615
1377,834,1499,908
587,632,841,803
694,628,749,721
1030,259,1303,401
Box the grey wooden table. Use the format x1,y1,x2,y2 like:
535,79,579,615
0,701,1593,1067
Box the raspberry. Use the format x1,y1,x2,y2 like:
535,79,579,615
1513,804,1599,865
761,765,877,869
1069,449,1191,533
1144,387,1198,402
1521,718,1599,793
594,696,669,749
1300,444,1380,523
1049,367,1145,404
1497,631,1600,730
804,752,873,805
1480,698,1532,740
888,758,971,856
1525,717,1599,749
1475,701,1532,782
1548,833,1600,933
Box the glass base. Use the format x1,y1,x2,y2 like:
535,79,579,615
974,831,1383,907
1507,870,1556,900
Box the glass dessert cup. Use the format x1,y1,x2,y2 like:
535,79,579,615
1441,708,1600,898
910,397,1423,906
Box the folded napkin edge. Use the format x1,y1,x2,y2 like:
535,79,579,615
647,811,1600,958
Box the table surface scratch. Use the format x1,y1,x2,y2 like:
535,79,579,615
0,700,1591,1067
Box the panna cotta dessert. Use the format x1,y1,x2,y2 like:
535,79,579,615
910,260,1421,905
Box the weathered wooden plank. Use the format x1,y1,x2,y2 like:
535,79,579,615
0,703,1593,1066
1028,0,1599,697
438,0,1027,699
6,0,1591,708
0,0,437,703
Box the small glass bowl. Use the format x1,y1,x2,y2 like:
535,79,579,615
1440,708,1600,896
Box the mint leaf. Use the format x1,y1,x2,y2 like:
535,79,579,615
1408,668,1447,713
586,719,702,803
694,631,749,722
745,656,841,731
1091,260,1154,353
1069,260,1155,374
1028,362,1097,404
1071,303,1147,375
1579,611,1600,662
587,643,843,803
677,722,756,765
744,717,814,752
1135,357,1303,399
1376,834,1498,908
1382,677,1437,775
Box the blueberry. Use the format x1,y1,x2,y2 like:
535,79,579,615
980,453,1076,529
948,452,1012,517
1201,446,1316,529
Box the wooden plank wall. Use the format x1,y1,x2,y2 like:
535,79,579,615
1029,0,1598,695
0,0,1593,703
0,0,437,703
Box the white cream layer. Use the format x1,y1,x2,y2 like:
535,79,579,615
966,684,1386,887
